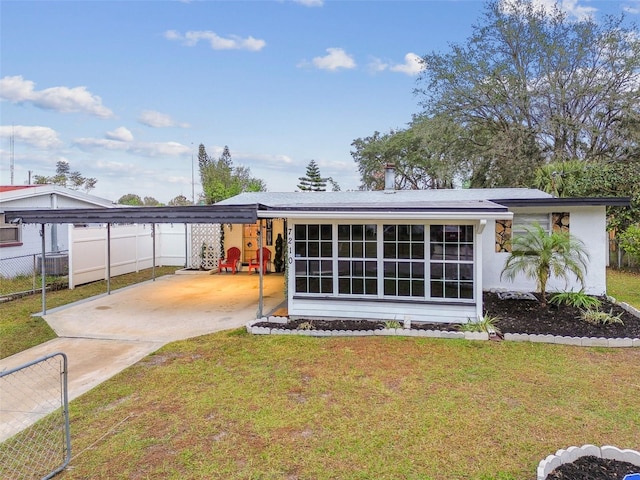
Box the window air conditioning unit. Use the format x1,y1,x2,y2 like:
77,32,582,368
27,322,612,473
37,254,69,276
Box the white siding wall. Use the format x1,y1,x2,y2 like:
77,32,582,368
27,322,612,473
482,206,607,295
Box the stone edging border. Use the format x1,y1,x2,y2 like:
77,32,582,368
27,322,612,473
247,293,640,347
537,444,640,480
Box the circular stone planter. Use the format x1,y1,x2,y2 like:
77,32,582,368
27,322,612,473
537,444,640,480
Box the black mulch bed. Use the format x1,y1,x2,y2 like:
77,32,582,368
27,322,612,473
546,456,639,479
257,292,640,339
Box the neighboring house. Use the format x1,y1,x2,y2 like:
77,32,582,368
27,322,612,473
0,185,115,275
218,181,627,324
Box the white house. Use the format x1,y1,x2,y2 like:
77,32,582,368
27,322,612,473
218,184,627,324
0,185,115,275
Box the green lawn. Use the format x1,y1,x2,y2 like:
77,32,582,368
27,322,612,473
607,268,640,309
3,268,640,479
0,266,178,359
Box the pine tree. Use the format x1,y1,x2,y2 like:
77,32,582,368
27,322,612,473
297,160,327,191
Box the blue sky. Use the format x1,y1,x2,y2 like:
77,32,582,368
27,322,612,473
1,0,638,203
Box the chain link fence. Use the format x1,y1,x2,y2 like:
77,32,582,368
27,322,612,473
0,352,71,479
0,251,69,300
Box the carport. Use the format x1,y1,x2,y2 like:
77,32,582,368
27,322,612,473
3,204,274,317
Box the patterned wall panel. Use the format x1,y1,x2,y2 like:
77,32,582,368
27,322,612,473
552,212,570,233
189,224,222,270
495,219,512,252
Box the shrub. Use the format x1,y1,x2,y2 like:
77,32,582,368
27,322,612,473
549,291,602,309
579,308,624,326
383,320,402,329
619,224,640,263
458,314,501,334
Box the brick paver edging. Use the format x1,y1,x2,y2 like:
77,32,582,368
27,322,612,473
246,317,640,347
248,294,640,347
536,444,640,479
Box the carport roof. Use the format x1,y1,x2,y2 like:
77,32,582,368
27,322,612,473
3,204,261,224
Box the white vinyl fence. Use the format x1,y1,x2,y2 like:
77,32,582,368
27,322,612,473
68,223,187,288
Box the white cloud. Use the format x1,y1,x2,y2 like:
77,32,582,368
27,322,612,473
138,110,190,128
0,125,62,149
105,127,134,142
164,30,266,51
367,53,424,76
623,1,640,14
501,0,597,20
292,0,324,6
0,75,114,118
310,48,356,71
73,137,191,157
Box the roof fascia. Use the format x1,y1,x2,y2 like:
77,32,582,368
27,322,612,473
493,197,631,207
258,210,513,221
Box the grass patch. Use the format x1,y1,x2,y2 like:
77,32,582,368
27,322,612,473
61,333,640,479
0,266,178,359
607,268,640,309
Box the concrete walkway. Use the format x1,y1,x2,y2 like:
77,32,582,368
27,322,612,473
0,272,285,441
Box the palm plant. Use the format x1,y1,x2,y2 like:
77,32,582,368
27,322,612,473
501,223,589,306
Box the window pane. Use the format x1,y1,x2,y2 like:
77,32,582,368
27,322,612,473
398,243,411,259
398,262,411,278
295,224,306,240
398,225,411,241
383,243,396,259
365,261,377,277
365,242,377,258
431,263,443,279
338,241,350,257
321,278,333,293
309,277,320,293
398,280,411,296
338,260,350,276
444,282,459,298
430,225,443,242
412,262,424,278
460,264,473,280
412,243,424,259
461,225,474,242
295,242,306,257
321,260,332,274
308,224,319,240
352,242,363,257
431,243,443,260
365,279,377,295
352,278,364,294
352,224,363,240
339,278,350,294
431,281,443,297
460,282,474,299
412,280,424,297
338,224,350,240
296,277,307,293
444,245,458,261
384,225,396,241
460,244,473,261
412,225,424,241
308,242,320,257
384,262,396,277
365,224,377,240
352,261,363,277
384,279,396,295
295,261,307,275
445,263,458,280
321,241,333,257
309,260,320,274
321,224,332,240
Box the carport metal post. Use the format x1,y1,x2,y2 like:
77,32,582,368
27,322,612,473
40,223,46,314
257,220,264,319
152,223,156,281
107,223,111,294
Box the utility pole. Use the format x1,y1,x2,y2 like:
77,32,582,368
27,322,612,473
191,142,195,204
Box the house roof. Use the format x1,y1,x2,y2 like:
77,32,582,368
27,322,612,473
0,184,115,208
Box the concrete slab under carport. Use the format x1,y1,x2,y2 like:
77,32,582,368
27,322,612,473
0,272,285,441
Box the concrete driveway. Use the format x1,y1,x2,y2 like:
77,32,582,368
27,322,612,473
0,272,285,441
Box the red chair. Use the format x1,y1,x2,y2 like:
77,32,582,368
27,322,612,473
248,247,271,274
219,247,241,274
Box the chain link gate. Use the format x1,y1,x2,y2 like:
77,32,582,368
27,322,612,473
0,352,71,479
